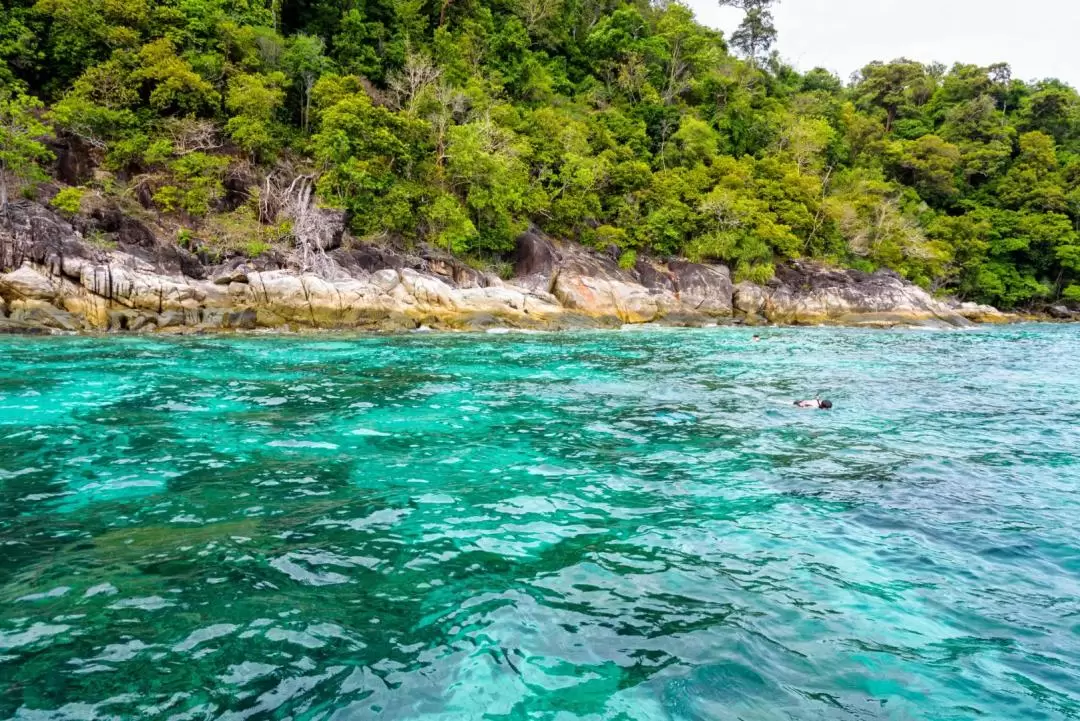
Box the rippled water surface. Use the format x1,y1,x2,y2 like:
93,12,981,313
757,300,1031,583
1,326,1079,720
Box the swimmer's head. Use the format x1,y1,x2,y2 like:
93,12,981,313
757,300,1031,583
819,400,833,409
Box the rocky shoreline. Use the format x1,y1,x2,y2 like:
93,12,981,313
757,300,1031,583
0,199,1058,335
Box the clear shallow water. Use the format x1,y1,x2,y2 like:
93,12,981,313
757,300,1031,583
0,326,1079,720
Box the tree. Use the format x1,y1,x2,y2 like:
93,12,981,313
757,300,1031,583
446,119,545,252
853,59,932,133
333,9,384,80
284,35,331,134
514,0,563,34
719,0,778,63
387,51,441,112
997,131,1066,213
310,77,430,234
885,135,961,207
691,183,795,282
1019,81,1079,149
0,90,52,220
225,72,287,161
133,39,216,114
665,115,719,167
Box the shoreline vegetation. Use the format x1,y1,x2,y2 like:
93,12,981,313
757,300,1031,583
2,0,1080,333
0,199,1060,334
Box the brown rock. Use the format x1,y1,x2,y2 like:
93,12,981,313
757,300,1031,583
214,269,249,285
733,281,768,316
734,261,971,327
514,229,559,279
669,261,733,316
10,300,83,331
0,265,59,302
954,301,1015,323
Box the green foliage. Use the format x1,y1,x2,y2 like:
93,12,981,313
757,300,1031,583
151,152,228,217
244,239,270,257
446,120,544,253
50,186,85,215
3,0,1080,307
133,39,216,114
225,72,287,160
0,89,52,209
284,34,331,133
726,2,777,63
311,76,429,232
424,194,477,254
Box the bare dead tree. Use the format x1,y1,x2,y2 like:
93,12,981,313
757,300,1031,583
616,53,648,103
282,174,348,278
59,124,110,152
387,52,442,112
428,84,468,169
517,0,562,33
661,36,689,105
164,118,223,155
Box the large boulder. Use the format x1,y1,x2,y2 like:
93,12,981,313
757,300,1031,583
513,231,683,324
513,229,560,296
0,265,60,302
953,301,1015,324
514,229,560,279
733,281,769,316
9,299,83,331
399,268,456,308
669,261,733,316
635,259,676,294
551,248,667,324
416,249,487,289
0,200,95,276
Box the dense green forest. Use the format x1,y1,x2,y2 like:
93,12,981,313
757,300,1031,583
2,0,1080,307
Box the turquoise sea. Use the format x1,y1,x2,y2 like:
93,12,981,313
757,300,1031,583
0,325,1078,720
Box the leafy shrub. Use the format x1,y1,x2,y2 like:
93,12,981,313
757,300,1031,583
244,239,270,257
50,187,85,216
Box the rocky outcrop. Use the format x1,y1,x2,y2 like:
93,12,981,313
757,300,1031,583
950,301,1018,324
515,231,733,325
669,261,734,316
1047,304,1079,321
515,231,673,324
733,261,973,328
0,200,1017,333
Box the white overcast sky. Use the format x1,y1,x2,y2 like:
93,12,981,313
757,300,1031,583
683,0,1080,88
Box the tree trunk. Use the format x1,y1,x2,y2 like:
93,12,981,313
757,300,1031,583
0,160,8,227
302,83,311,135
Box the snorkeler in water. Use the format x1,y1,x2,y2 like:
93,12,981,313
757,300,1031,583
794,399,833,409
